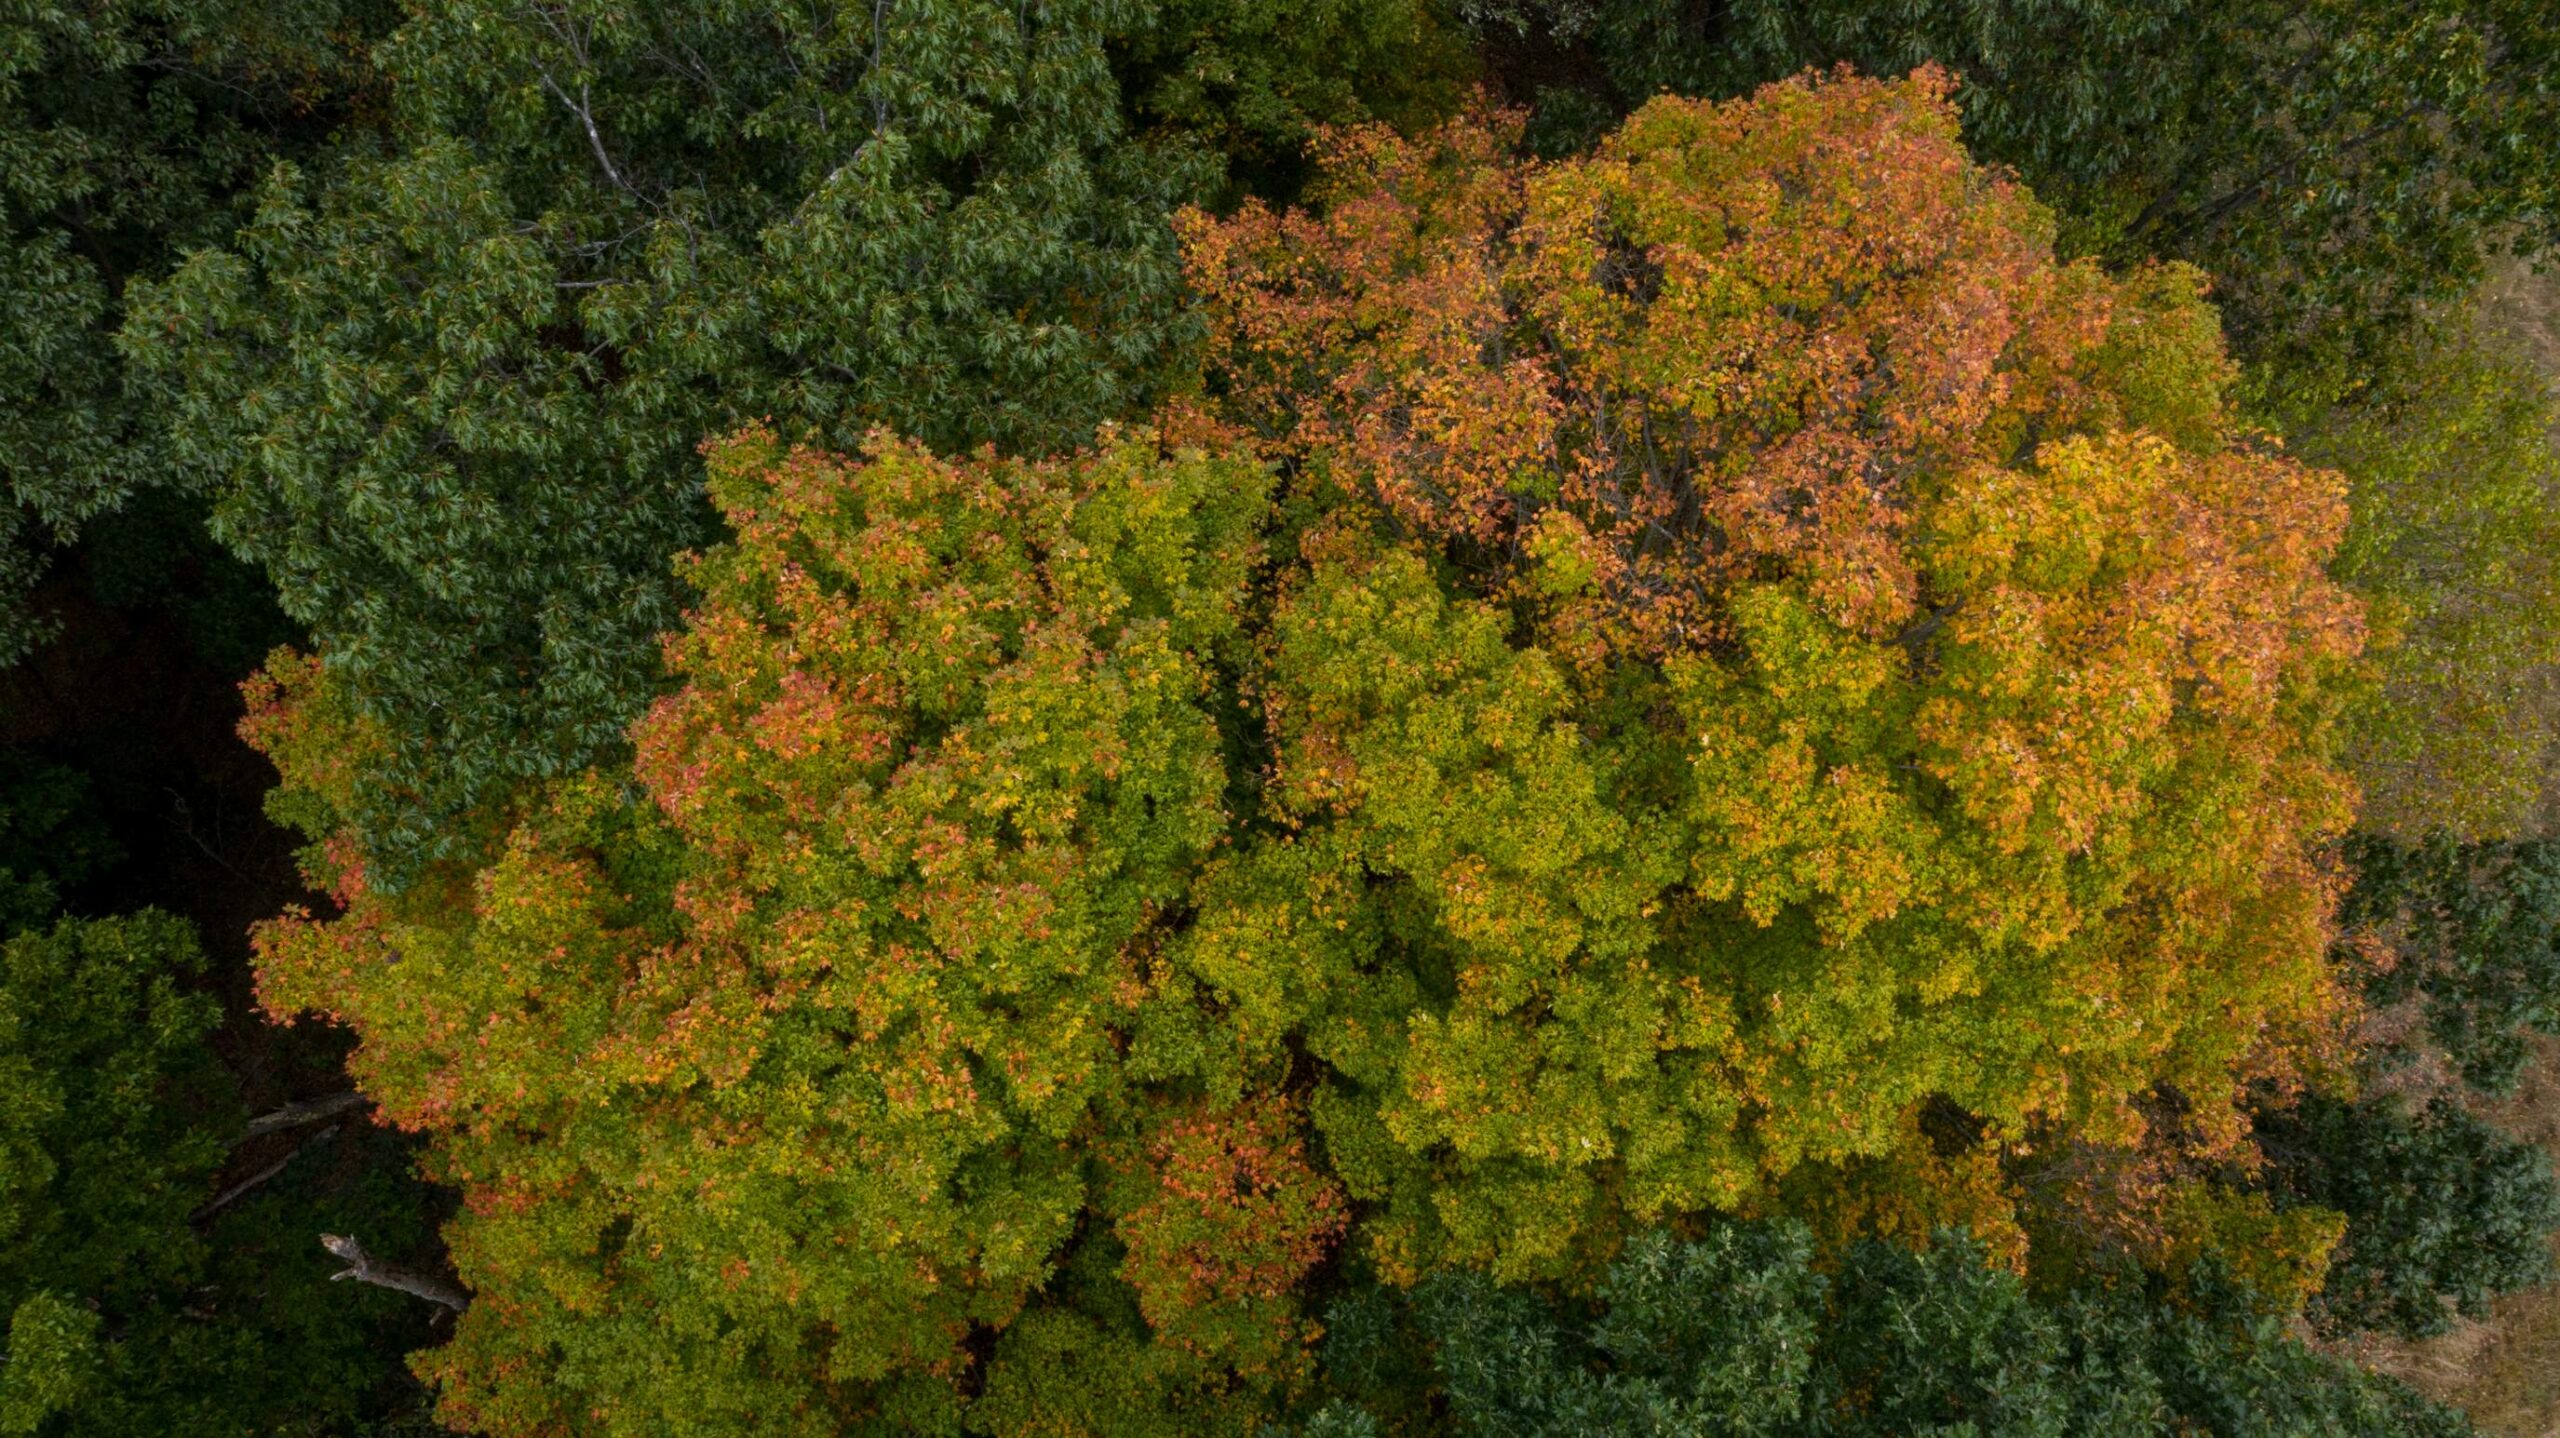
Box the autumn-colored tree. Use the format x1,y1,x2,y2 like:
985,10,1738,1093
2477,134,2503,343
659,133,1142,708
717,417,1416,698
250,428,1291,1433
1106,1096,1347,1374
244,72,2377,1432
1456,0,2560,403
1169,68,2364,1281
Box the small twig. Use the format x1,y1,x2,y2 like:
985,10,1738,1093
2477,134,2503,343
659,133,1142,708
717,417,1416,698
241,1090,369,1142
194,1125,339,1225
165,789,255,881
322,1234,471,1313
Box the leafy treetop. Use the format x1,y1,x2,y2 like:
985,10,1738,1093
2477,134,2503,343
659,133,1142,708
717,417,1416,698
252,427,1287,1435
1169,69,2364,1279
244,71,2379,1432
1458,0,2560,403
1297,1220,2476,1437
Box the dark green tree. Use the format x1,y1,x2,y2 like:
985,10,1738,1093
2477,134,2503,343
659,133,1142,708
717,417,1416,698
1301,1222,2476,1436
2340,833,2560,1094
0,912,437,1434
1462,0,2560,398
2259,1090,2560,1340
0,0,382,662
0,757,117,937
123,0,1462,883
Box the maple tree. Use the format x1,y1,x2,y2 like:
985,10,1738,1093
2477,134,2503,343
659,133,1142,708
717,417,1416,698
249,428,1295,1433
242,71,2383,1431
1173,68,2365,1282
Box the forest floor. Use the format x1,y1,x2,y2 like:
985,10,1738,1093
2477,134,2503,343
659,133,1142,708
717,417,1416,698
2352,256,2560,1436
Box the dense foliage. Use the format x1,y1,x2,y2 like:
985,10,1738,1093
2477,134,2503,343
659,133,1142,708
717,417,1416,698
4,0,2556,1431
2259,1090,2559,1340
1296,1222,2472,1436
2245,830,2560,1345
250,430,1287,1434
0,0,382,660
0,912,436,1434
1462,0,2560,398
228,73,2424,1432
123,0,1461,880
2290,323,2560,838
1176,72,2361,1278
2340,833,2560,1094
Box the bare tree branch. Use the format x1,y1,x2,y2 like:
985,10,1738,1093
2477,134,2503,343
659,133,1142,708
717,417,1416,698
537,70,637,199
322,1234,471,1313
241,1090,369,1142
194,1125,340,1225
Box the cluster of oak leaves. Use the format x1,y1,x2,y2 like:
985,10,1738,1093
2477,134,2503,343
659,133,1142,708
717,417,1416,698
245,72,2413,1431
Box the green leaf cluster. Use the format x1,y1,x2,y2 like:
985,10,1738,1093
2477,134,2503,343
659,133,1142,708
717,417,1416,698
2283,320,2560,839
2341,833,2560,1094
2260,1091,2560,1340
0,0,383,660
0,756,117,937
1298,1222,2475,1436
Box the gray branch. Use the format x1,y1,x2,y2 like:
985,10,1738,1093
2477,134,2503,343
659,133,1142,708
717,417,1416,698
241,1090,369,1142
322,1234,471,1313
195,1124,340,1225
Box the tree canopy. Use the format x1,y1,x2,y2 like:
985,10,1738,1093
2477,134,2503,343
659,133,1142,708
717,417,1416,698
1298,1221,2474,1437
122,0,1462,882
3,0,2553,1430
1461,0,2560,401
1172,70,2362,1277
0,0,382,659
226,71,2433,1432
0,912,437,1435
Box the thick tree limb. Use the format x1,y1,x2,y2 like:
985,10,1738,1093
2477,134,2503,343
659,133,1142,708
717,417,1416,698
241,1090,369,1142
322,1234,471,1313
